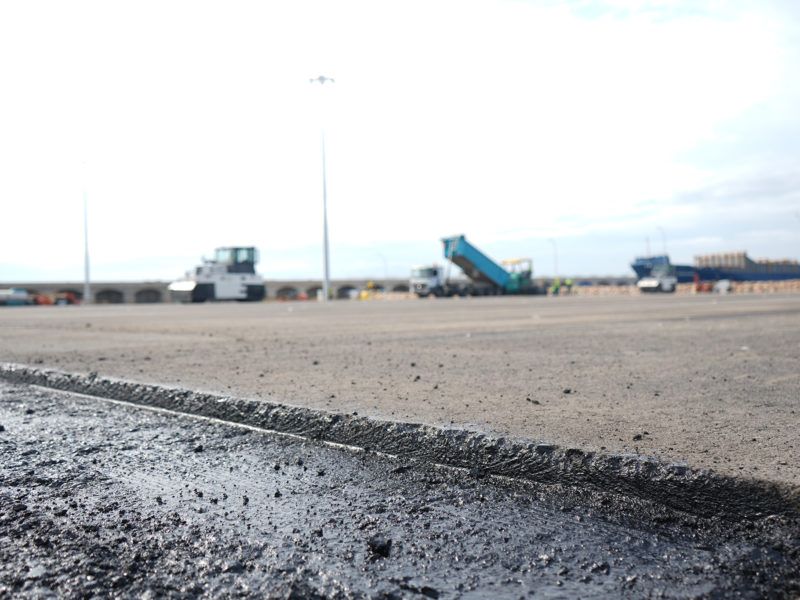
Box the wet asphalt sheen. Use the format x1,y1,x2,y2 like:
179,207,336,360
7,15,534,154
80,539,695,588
1,381,798,599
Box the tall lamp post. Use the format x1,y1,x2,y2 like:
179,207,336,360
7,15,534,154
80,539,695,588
83,169,91,305
310,75,334,301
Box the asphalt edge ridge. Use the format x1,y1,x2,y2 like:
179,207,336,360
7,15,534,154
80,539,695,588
2,362,797,520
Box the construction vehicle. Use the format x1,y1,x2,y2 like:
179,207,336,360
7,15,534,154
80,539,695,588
168,247,266,302
0,288,31,306
636,264,678,293
410,264,454,297
0,289,80,306
411,235,542,297
34,292,79,305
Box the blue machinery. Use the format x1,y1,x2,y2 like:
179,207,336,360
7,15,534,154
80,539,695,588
441,235,537,294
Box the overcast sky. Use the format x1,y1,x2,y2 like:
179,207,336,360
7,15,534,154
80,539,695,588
2,0,799,282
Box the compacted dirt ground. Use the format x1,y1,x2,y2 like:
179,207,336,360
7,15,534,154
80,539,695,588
1,293,798,487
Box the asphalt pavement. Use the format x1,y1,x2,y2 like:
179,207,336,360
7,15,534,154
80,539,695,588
1,294,799,597
2,381,798,599
0,293,798,487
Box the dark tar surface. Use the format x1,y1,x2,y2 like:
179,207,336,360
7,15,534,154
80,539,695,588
1,381,798,599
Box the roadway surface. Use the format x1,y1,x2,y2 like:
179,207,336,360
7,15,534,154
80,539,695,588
1,293,798,487
1,381,798,598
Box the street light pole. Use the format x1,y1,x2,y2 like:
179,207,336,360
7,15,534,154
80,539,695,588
83,176,91,305
311,75,334,301
321,128,330,301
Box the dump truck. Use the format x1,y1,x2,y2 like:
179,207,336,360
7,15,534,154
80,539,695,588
411,235,542,297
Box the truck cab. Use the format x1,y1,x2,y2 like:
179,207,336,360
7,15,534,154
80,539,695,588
410,265,445,297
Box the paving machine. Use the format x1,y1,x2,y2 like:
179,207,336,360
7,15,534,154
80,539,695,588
411,235,542,297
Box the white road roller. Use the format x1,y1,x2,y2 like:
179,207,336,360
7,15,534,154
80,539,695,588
168,247,266,302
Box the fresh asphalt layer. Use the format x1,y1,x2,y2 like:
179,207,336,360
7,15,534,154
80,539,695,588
0,293,798,489
1,381,798,599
